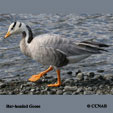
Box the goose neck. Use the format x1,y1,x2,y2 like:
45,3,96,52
22,25,33,44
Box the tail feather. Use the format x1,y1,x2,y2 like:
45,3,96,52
81,40,109,47
78,41,109,53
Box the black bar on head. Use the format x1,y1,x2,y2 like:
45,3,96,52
11,22,16,30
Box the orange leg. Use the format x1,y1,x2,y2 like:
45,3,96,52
29,66,53,82
47,70,61,87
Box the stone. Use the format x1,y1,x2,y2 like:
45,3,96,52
64,86,77,91
56,90,63,95
75,70,81,75
63,91,72,95
30,89,35,92
88,72,95,78
76,73,84,80
76,87,83,93
84,91,93,95
96,90,102,95
97,70,104,73
111,88,113,94
67,71,72,75
0,83,6,88
104,74,113,80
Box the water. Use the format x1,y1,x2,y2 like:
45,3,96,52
0,13,113,80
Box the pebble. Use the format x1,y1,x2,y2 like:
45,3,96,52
94,74,103,79
75,70,81,75
111,88,113,94
84,91,94,95
0,83,6,88
56,90,63,95
30,89,35,92
76,87,83,93
104,74,113,80
97,70,104,73
63,91,72,95
20,85,24,89
72,92,77,95
64,86,77,91
86,87,93,91
88,72,95,78
63,79,74,86
67,71,72,75
76,73,84,80
26,82,34,85
96,90,102,95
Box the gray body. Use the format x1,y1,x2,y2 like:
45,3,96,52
20,33,105,68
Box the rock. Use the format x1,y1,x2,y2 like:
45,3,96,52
72,92,77,95
29,92,34,95
26,82,34,85
63,91,72,95
8,92,14,95
0,92,7,95
41,79,48,82
84,91,94,95
34,87,39,91
20,84,24,89
35,91,40,94
30,89,35,92
47,91,55,95
63,79,74,86
96,90,102,95
104,74,113,80
84,75,89,80
95,74,104,80
88,72,95,78
40,90,47,94
85,87,93,91
111,88,113,94
76,87,83,93
19,92,24,95
75,70,81,75
97,70,104,73
0,79,4,82
51,89,57,92
56,90,63,95
0,83,6,88
64,86,77,91
67,71,72,75
99,85,104,89
76,73,84,80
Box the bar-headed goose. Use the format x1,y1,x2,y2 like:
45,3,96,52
4,21,108,87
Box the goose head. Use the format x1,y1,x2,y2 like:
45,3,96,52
4,21,27,38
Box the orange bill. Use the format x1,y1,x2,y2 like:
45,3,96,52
4,31,11,38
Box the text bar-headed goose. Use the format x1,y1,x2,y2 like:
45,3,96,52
4,21,108,87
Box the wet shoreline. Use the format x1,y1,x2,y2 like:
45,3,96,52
0,71,113,95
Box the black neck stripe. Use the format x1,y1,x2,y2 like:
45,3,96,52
26,25,33,43
11,22,16,30
19,23,22,27
22,25,33,44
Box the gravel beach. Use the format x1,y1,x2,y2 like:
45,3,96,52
0,71,113,95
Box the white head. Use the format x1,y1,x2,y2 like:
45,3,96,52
4,21,26,38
